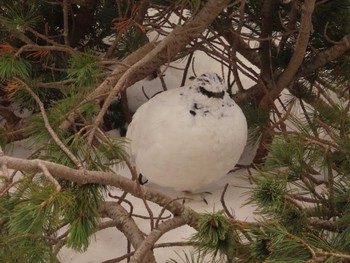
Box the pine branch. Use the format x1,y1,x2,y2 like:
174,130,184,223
17,79,83,170
260,0,316,107
301,34,350,78
15,44,74,56
60,42,156,131
0,154,199,226
130,216,187,263
101,201,156,262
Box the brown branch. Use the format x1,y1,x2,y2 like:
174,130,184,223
16,79,84,170
101,201,156,263
286,232,317,260
0,155,199,227
60,42,157,131
26,27,60,46
213,26,261,68
278,0,298,53
130,216,186,263
180,52,194,87
102,241,197,263
62,0,70,46
220,183,234,218
260,0,278,83
131,164,155,230
15,44,74,56
260,0,316,107
300,34,350,78
315,251,350,262
38,162,61,193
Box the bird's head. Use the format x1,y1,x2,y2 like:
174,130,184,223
192,72,227,99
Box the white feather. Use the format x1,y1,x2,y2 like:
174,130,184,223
126,73,247,191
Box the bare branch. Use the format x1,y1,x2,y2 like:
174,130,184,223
130,216,186,263
16,79,84,170
0,155,199,227
62,0,70,46
260,0,316,107
101,201,156,263
301,34,350,77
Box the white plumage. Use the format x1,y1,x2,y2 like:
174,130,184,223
126,73,247,192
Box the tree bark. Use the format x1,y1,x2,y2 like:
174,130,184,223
300,34,350,78
260,0,278,84
101,201,156,263
260,0,316,108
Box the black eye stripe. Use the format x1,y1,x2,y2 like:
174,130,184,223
199,86,225,99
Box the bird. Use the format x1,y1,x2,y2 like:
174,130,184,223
126,72,247,193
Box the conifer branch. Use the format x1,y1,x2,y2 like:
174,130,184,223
130,216,187,263
60,42,156,131
315,251,350,262
0,154,199,226
15,44,74,56
38,162,61,193
16,79,84,170
260,0,316,107
301,34,350,78
101,201,156,262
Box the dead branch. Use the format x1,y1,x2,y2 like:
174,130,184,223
17,79,84,170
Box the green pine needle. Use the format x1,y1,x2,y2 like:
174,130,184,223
0,4,40,32
67,50,102,88
65,184,103,252
191,211,235,262
0,53,31,81
249,176,286,211
166,250,224,263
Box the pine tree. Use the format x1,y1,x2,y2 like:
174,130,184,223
0,0,349,262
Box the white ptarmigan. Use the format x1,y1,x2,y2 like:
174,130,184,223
126,72,247,192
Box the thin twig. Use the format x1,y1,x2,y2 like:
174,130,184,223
38,162,61,192
220,183,234,218
180,52,194,87
129,164,155,230
130,216,187,263
17,78,84,170
155,197,185,228
62,0,70,45
15,44,74,56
